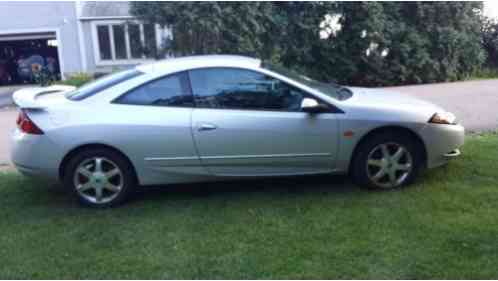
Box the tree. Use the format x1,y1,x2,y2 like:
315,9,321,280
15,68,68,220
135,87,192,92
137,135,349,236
318,2,485,85
130,1,486,86
482,16,498,68
384,2,485,84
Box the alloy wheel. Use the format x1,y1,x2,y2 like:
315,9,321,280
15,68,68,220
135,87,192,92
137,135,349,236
366,142,413,189
73,157,124,204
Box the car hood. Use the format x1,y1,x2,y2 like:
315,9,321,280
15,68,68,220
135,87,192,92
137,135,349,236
344,87,445,114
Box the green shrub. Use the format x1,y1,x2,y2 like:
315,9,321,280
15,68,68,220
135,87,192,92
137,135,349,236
130,2,485,87
60,73,94,87
466,68,498,80
34,68,57,86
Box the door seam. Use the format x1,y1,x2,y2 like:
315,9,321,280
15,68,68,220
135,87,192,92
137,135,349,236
189,108,213,175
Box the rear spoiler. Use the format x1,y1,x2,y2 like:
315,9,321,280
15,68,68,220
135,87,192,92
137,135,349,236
12,85,76,109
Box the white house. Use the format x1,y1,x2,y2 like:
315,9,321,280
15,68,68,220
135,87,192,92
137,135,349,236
0,1,171,83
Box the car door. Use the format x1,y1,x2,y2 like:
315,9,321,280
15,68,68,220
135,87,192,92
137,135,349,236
189,67,340,176
110,71,207,184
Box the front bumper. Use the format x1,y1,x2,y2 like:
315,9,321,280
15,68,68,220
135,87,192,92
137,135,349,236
443,149,461,158
419,123,465,169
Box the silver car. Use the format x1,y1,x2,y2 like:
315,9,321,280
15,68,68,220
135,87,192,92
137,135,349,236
11,55,464,207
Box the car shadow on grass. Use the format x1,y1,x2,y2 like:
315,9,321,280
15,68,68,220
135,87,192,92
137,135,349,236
21,167,447,210
27,173,359,208
18,166,449,210
131,174,358,205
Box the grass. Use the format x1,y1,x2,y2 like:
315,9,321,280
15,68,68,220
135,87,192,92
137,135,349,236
1,133,498,279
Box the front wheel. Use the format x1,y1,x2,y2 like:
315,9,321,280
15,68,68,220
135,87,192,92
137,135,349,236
64,148,136,207
351,133,422,190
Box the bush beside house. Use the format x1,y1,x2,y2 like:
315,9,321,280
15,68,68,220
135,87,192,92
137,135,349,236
59,73,94,87
130,1,494,87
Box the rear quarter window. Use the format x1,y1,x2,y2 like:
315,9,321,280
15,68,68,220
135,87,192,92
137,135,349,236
65,69,143,101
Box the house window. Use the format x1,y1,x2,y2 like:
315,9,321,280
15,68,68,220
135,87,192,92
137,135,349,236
128,24,142,59
112,25,127,59
92,21,165,65
97,25,112,60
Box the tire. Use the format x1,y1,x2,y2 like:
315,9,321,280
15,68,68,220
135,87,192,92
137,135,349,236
351,132,423,190
63,148,136,207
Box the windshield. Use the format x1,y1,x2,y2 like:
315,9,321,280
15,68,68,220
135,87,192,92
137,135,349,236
65,69,143,101
261,62,352,101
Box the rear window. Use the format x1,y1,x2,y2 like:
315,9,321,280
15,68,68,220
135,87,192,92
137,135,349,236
65,69,143,101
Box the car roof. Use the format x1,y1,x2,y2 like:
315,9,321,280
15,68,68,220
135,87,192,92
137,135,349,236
136,55,262,75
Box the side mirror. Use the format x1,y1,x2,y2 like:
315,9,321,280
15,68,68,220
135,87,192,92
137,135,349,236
301,98,328,113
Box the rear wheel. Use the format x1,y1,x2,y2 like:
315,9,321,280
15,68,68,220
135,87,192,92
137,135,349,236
352,132,422,190
64,148,135,207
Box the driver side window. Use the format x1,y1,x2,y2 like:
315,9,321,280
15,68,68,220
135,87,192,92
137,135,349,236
189,67,309,112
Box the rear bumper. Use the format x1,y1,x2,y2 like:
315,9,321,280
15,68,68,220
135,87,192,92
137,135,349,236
12,162,45,177
10,128,60,180
419,123,465,168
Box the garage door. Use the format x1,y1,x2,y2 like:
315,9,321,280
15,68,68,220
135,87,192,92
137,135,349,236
0,32,60,85
0,32,55,42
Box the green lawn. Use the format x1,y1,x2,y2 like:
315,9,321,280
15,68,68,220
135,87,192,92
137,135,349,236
1,133,498,279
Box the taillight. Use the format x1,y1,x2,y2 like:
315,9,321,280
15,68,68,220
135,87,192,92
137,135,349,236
16,110,44,135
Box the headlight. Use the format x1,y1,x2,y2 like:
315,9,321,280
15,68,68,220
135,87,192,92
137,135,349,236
429,112,456,125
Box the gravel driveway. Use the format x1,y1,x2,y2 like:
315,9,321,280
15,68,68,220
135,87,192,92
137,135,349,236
0,108,16,166
0,80,496,167
0,85,28,108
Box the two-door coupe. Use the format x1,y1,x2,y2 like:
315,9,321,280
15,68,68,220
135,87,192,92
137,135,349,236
11,55,464,207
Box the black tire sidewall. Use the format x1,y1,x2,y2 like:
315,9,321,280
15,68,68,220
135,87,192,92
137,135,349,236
352,132,422,190
63,148,135,207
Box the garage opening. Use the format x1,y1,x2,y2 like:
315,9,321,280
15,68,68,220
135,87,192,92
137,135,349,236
0,32,61,86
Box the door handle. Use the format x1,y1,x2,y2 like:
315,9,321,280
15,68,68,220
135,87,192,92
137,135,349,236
198,123,218,132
